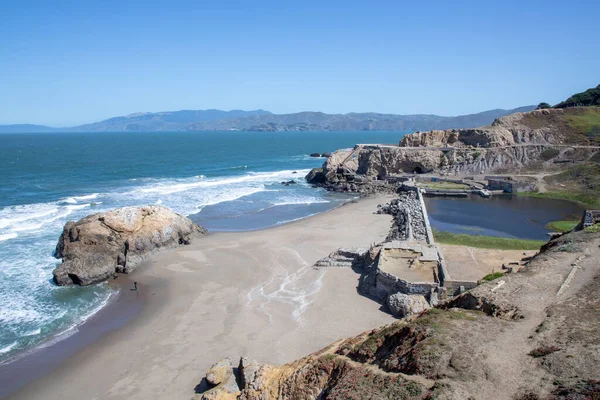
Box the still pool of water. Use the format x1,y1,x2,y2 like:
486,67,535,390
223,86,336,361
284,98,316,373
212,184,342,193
424,194,584,240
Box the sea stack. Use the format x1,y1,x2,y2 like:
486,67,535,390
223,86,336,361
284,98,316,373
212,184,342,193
52,205,207,286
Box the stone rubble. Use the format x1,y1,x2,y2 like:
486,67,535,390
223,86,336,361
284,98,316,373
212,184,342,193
376,191,427,242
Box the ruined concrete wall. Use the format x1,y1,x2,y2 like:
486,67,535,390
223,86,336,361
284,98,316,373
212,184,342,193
443,280,479,296
417,189,435,244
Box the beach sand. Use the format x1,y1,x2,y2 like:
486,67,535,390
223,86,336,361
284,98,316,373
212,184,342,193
6,195,396,400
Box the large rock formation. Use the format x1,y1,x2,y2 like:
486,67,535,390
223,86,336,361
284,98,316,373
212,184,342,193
306,107,600,192
53,205,207,286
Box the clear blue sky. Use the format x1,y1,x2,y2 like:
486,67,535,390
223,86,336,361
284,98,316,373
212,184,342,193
1,0,599,126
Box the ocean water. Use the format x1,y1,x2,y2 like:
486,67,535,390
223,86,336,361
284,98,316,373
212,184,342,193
0,130,406,361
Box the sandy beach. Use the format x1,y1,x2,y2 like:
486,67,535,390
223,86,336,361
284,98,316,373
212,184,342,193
5,195,395,400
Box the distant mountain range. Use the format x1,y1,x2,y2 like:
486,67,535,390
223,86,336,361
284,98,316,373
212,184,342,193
0,106,536,133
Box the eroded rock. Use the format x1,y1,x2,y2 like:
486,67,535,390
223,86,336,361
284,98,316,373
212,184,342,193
52,205,207,286
387,292,430,318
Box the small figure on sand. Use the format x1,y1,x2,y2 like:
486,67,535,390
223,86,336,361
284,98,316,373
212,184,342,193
133,281,138,291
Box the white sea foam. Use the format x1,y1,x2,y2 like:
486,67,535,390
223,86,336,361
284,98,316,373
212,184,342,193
0,233,18,241
271,196,330,207
139,169,307,195
61,193,99,204
73,193,99,201
246,248,325,325
0,166,325,360
0,342,18,355
23,328,41,336
274,213,320,226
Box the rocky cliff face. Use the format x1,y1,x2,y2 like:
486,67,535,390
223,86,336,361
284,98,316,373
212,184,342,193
53,206,207,286
399,108,571,148
193,228,600,400
306,108,600,191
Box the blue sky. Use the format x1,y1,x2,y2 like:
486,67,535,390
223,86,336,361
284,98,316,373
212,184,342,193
0,0,599,126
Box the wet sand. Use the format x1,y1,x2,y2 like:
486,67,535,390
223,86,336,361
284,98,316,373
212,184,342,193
5,195,395,400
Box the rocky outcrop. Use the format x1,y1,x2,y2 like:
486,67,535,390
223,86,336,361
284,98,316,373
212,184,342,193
306,107,598,192
196,358,240,399
309,152,332,158
53,206,207,286
400,108,571,148
305,167,326,185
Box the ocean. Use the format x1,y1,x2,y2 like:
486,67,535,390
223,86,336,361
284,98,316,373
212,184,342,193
0,130,405,361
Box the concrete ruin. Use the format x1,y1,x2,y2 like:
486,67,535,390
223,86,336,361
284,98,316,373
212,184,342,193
313,184,478,316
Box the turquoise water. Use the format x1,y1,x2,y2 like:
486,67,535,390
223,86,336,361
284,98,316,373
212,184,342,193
0,130,406,361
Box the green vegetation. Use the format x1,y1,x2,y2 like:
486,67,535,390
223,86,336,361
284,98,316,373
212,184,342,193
590,152,600,163
518,190,600,209
482,272,504,282
420,181,469,190
520,164,600,208
556,234,580,253
562,107,600,141
540,147,560,161
545,220,579,232
585,224,600,233
554,85,600,108
537,102,551,109
433,229,545,250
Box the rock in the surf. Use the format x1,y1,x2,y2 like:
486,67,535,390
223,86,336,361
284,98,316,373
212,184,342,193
52,205,207,286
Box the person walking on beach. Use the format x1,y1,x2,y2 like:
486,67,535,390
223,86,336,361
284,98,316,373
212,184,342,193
133,281,138,291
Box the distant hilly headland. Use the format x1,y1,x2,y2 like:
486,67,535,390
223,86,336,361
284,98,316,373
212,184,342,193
0,106,536,133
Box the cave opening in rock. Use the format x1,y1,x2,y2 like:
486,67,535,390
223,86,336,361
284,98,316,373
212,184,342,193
68,273,82,285
413,166,424,174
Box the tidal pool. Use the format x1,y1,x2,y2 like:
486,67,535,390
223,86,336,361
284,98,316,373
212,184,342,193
424,194,584,240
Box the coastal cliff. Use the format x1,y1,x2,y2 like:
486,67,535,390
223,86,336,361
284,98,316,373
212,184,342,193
307,107,600,191
193,228,600,399
53,205,207,286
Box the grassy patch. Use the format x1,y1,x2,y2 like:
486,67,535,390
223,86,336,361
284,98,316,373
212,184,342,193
433,229,545,250
563,107,600,141
545,220,579,232
420,181,469,190
482,272,504,281
518,190,600,209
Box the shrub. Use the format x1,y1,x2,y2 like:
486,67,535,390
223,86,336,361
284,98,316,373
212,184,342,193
529,345,561,358
482,272,504,282
537,102,551,109
540,148,560,161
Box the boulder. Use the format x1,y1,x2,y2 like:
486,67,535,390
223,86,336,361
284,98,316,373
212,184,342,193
206,358,233,386
309,153,322,157
305,168,326,185
52,205,207,286
193,358,240,399
386,292,430,318
281,180,297,186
